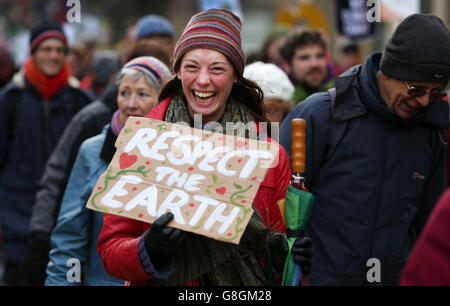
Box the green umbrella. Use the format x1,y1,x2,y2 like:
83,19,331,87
281,119,314,286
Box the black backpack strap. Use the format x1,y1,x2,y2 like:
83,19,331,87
324,88,348,162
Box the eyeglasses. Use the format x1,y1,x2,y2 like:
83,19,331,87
404,81,447,101
36,46,67,55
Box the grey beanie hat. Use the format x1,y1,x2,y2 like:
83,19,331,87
380,14,450,84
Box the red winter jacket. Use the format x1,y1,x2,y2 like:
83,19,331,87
97,98,291,285
400,188,450,285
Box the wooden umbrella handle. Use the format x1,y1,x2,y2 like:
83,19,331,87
291,119,306,173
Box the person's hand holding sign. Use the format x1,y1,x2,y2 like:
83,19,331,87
144,212,187,269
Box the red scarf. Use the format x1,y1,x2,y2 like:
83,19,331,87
24,57,71,100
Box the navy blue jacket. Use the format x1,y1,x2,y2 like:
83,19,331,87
280,53,448,285
0,71,93,262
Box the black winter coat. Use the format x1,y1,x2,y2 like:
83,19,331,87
0,71,93,262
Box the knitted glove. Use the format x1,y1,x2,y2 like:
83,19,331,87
144,212,186,269
292,237,313,276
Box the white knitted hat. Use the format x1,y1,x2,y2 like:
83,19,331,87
244,61,294,101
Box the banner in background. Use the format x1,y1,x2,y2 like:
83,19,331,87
336,0,376,39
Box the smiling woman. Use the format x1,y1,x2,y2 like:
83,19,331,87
177,49,236,123
96,8,313,286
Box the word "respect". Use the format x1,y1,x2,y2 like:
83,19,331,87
124,128,275,178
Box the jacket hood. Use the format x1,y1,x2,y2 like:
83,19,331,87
358,52,448,129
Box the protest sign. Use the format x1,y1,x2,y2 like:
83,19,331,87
86,117,279,244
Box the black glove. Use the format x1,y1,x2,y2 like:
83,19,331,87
267,234,289,273
21,231,51,285
292,237,313,276
144,212,187,269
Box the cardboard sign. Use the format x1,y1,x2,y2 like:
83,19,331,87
86,117,279,244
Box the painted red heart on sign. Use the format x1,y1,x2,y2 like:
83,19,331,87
119,153,137,169
215,187,226,195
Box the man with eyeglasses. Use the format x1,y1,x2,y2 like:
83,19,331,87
0,20,93,285
280,14,450,285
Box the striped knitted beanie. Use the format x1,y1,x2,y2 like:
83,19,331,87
173,8,245,76
122,56,172,87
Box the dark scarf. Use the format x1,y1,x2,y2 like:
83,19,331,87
100,125,117,163
153,94,271,286
357,52,409,124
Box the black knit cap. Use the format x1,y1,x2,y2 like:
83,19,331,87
380,14,450,85
29,20,67,53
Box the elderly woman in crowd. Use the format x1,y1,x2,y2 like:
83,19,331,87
97,9,312,286
44,56,172,285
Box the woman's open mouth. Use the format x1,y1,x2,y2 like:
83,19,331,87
193,91,216,104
